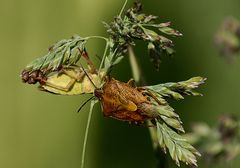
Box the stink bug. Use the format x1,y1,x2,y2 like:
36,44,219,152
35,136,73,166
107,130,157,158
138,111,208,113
94,77,159,124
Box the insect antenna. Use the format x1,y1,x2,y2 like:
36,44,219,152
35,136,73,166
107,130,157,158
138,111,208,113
77,96,95,113
79,63,98,89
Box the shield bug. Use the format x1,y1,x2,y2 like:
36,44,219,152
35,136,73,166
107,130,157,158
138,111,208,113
94,77,158,124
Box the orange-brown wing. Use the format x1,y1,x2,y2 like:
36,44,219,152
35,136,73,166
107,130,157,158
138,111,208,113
100,94,137,116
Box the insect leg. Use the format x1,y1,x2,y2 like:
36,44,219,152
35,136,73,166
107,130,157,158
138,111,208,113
127,78,137,87
77,48,97,74
143,90,163,105
38,69,78,92
61,69,85,82
79,63,98,89
43,78,76,92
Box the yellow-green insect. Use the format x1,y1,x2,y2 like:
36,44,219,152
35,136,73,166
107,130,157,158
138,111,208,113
41,66,103,95
21,35,106,95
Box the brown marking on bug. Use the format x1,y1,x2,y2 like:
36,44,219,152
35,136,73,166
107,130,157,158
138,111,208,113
94,78,156,124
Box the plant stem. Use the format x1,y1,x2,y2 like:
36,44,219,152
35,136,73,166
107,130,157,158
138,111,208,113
128,46,167,168
98,41,109,74
86,36,108,41
84,35,109,75
119,0,128,17
128,46,141,83
81,99,98,168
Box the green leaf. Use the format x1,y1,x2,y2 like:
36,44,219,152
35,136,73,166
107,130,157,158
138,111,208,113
156,121,200,166
159,27,183,36
145,77,206,100
24,35,86,72
112,55,124,65
104,1,182,71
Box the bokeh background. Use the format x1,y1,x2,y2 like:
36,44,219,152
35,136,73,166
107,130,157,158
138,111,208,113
1,0,240,168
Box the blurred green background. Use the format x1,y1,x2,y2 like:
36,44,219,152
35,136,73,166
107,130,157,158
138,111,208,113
1,0,240,168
